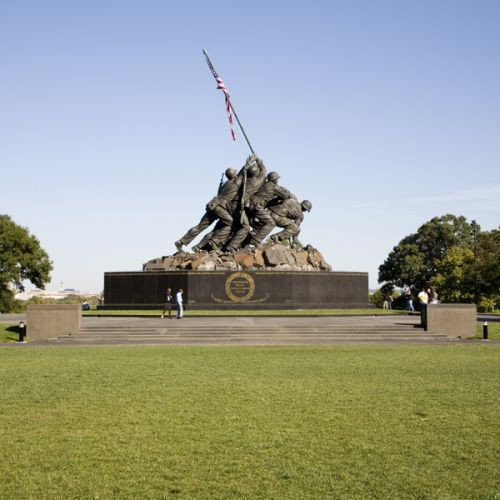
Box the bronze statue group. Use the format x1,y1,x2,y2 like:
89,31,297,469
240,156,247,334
175,155,312,254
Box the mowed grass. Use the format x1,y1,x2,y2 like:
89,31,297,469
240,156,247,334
0,345,499,498
474,320,500,340
0,323,21,343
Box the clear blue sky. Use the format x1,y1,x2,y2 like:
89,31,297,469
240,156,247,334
1,0,499,292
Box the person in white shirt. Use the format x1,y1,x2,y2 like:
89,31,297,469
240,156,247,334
176,289,184,319
418,287,429,326
418,288,428,305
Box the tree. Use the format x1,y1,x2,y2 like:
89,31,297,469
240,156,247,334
473,228,500,302
379,214,474,294
429,228,499,306
430,246,475,303
379,216,499,306
0,215,53,312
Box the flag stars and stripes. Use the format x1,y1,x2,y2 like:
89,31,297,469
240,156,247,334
216,77,236,141
203,50,236,141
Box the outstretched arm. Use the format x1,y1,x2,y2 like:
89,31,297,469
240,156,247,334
255,158,267,180
238,154,257,175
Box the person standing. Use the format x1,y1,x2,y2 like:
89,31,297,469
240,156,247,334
430,288,440,304
176,289,184,319
418,287,429,306
418,287,429,326
161,288,173,319
405,289,414,313
384,293,393,310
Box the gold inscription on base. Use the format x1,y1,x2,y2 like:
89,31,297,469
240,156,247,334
225,272,255,303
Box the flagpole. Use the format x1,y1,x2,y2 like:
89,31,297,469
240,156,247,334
202,49,256,155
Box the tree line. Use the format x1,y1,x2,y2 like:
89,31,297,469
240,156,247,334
376,214,499,311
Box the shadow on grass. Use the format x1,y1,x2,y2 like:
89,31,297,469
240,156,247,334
3,325,21,342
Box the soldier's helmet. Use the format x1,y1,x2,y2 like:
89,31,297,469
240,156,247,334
267,171,280,182
225,168,237,179
301,200,312,212
247,164,260,177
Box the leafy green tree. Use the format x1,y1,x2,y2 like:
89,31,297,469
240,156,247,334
428,228,499,306
430,246,475,303
369,287,401,309
378,240,427,291
379,214,474,294
473,228,500,300
0,215,52,313
369,288,384,308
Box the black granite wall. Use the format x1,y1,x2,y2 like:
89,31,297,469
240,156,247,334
101,270,369,309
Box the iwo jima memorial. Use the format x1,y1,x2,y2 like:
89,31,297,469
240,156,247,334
102,50,368,310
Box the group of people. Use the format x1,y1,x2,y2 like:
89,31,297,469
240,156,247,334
161,288,184,319
174,155,312,253
418,287,439,306
403,286,440,312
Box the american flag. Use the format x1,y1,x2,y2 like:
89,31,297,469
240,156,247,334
203,51,236,141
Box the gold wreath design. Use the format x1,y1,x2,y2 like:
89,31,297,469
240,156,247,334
224,272,255,303
210,292,269,304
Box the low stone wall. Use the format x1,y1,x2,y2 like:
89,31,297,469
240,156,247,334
423,304,476,338
26,304,81,340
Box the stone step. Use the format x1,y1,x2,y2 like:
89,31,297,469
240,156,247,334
75,325,424,332
62,326,431,337
52,336,447,344
47,318,449,345
72,329,423,334
55,332,448,343
78,326,419,332
80,325,419,332
64,328,428,336
65,331,431,338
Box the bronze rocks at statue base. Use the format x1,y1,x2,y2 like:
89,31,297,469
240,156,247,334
143,244,332,273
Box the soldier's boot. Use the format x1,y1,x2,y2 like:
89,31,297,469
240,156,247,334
247,238,263,249
209,240,225,253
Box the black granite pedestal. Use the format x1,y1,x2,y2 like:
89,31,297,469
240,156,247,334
100,270,369,310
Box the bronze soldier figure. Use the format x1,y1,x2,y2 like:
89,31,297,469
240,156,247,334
245,170,296,247
175,156,255,252
223,157,267,252
174,153,312,254
268,199,312,245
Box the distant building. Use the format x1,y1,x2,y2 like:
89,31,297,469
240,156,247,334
15,289,99,301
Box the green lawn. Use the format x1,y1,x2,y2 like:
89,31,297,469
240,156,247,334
0,323,21,343
474,320,500,340
85,308,407,316
0,345,498,498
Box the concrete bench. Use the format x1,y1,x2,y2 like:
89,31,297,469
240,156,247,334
421,304,476,338
26,304,81,340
